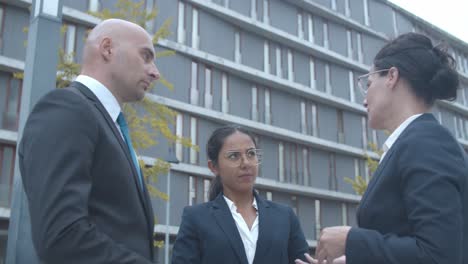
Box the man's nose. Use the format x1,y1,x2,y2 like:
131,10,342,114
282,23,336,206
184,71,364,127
149,63,160,81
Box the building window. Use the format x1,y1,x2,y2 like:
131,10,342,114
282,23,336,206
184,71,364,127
190,62,199,105
266,191,272,201
311,103,318,137
331,0,337,11
329,153,337,191
354,158,360,178
392,9,398,36
88,0,100,12
203,179,210,202
2,77,22,131
459,117,466,139
63,24,76,62
291,144,298,184
309,57,316,89
346,29,353,58
278,142,284,182
297,12,304,39
251,86,258,121
325,63,332,94
265,88,271,124
337,110,345,143
190,117,198,164
234,31,241,63
438,111,443,124
188,176,197,205
315,200,321,239
0,6,4,52
341,203,348,225
177,1,186,44
372,129,378,146
221,73,229,113
357,33,363,63
363,0,370,26
251,0,257,20
361,117,368,149
323,21,329,49
345,0,351,17
307,14,314,43
175,114,183,161
204,67,213,109
287,49,294,82
454,116,459,138
144,0,156,32
302,148,309,186
462,56,467,73
460,88,466,106
0,144,16,207
192,8,199,49
264,41,270,74
263,0,270,24
275,47,282,78
291,196,298,214
349,71,355,102
300,101,307,134
465,120,468,140
364,160,370,182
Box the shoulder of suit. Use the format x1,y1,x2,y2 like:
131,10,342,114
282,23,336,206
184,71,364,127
403,118,455,144
184,202,212,214
260,198,292,212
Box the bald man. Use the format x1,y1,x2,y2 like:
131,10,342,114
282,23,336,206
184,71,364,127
19,19,160,263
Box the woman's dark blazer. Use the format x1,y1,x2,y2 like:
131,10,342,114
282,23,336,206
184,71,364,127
346,113,468,264
171,192,309,264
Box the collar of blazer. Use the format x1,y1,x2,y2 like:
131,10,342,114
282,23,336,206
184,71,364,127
357,113,437,225
210,190,274,264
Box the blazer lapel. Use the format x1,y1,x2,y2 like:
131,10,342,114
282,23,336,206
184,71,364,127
356,145,395,225
252,193,272,264
211,194,249,264
71,82,154,233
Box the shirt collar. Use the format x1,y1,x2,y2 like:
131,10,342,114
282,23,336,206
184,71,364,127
75,75,121,122
223,195,258,213
383,113,423,152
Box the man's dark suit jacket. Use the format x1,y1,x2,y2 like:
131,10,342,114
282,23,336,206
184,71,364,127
346,113,468,264
19,82,155,263
171,192,309,264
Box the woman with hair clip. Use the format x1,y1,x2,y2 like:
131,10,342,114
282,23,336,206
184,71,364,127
172,125,309,264
297,32,468,264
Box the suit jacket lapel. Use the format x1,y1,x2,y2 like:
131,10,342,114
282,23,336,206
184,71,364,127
71,82,154,233
253,193,272,264
211,194,249,264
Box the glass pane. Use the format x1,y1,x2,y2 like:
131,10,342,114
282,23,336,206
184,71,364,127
0,146,14,207
4,78,21,130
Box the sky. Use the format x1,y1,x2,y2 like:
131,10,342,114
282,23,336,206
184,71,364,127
388,0,468,45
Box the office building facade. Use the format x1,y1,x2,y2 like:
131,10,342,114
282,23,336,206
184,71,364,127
0,0,467,262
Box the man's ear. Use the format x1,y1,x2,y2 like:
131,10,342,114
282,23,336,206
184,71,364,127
208,160,219,176
99,37,112,62
387,66,400,90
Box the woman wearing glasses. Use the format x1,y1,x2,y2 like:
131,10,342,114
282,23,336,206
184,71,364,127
297,32,467,264
172,125,309,264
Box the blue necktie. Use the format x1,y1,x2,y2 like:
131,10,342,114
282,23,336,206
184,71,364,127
117,112,144,189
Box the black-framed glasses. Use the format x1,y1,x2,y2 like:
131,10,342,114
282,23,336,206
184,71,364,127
357,69,390,95
223,148,262,167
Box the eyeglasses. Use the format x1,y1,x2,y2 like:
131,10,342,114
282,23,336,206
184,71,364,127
357,69,390,95
223,148,262,167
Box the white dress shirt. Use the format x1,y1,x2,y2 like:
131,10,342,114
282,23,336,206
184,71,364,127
75,75,123,138
380,113,423,162
223,196,259,264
